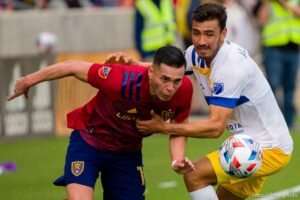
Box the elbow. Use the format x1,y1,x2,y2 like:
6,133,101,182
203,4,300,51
63,60,79,68
211,124,226,138
211,129,224,138
61,60,82,75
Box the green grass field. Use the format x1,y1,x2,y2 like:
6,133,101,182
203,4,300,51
0,130,299,200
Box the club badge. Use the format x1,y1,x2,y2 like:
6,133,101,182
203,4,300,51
71,161,84,176
161,110,175,121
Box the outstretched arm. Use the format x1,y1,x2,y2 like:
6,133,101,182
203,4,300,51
7,60,92,101
136,104,233,138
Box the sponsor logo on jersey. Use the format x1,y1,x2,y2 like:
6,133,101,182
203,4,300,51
71,161,84,176
213,82,224,95
127,108,137,114
226,122,244,134
116,108,138,121
98,66,111,79
161,110,175,121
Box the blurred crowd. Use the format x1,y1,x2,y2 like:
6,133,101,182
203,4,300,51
0,0,299,128
0,0,135,9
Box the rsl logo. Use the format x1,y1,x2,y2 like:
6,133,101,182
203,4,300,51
71,161,84,176
161,110,175,121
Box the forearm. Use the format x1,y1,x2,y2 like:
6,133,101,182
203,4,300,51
25,60,90,87
164,118,225,138
169,135,187,161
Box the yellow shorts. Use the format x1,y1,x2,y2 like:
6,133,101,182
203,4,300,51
207,148,291,198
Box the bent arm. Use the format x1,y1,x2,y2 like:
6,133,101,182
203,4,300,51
7,60,92,101
169,118,195,174
169,118,188,162
164,105,233,138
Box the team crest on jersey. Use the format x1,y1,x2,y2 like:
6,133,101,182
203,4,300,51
161,110,175,121
71,161,84,176
98,66,111,79
213,82,224,95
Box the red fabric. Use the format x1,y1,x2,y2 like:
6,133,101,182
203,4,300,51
67,63,193,152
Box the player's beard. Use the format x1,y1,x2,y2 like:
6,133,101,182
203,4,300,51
196,37,223,65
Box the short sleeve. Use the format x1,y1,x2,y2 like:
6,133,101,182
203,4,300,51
88,63,115,90
209,63,248,108
88,63,103,88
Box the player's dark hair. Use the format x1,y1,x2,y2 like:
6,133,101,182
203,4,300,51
192,3,227,31
153,45,186,69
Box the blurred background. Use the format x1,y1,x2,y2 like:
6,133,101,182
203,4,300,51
0,0,299,199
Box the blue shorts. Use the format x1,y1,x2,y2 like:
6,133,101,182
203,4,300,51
53,130,146,200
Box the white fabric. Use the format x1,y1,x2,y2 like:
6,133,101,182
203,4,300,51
185,41,293,154
189,185,219,200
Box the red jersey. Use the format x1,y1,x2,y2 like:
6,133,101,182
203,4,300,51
67,64,193,152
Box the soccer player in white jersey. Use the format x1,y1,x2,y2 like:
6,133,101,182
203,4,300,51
105,3,293,200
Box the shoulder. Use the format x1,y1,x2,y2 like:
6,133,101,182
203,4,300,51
178,76,193,95
215,41,251,70
184,45,196,61
184,45,194,55
185,45,203,69
88,64,148,87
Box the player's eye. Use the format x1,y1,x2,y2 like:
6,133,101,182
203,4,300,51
174,79,182,85
161,77,169,83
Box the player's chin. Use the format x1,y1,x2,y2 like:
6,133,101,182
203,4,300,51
159,94,173,101
142,133,153,137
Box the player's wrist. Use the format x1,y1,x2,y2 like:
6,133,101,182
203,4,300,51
171,160,177,168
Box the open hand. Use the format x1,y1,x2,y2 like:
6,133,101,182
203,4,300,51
172,157,195,175
104,52,133,65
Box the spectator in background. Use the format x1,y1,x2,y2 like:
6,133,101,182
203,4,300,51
176,0,202,49
64,0,82,8
37,32,58,53
0,0,48,10
256,0,300,128
223,0,260,56
208,0,260,56
134,0,177,60
88,0,134,7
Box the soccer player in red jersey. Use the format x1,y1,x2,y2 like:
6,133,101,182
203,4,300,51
7,45,195,200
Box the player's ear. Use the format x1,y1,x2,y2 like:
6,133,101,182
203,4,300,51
148,65,154,78
221,27,227,42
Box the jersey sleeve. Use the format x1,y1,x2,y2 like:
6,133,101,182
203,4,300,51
87,63,117,90
172,77,193,122
88,63,104,89
209,61,248,108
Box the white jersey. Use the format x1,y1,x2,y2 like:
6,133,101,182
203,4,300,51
185,41,293,154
